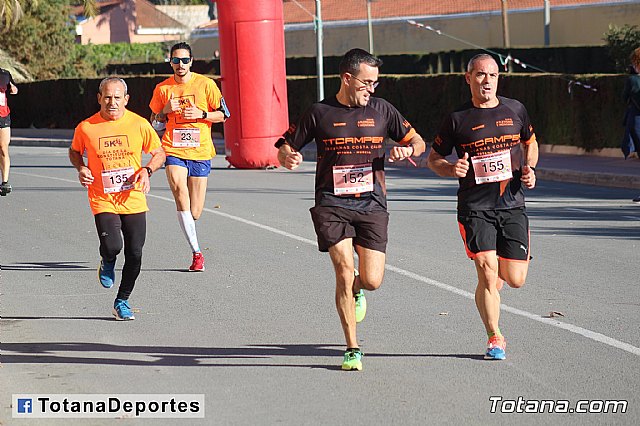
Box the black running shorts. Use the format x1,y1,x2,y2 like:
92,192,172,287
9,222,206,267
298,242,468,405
457,207,530,261
310,205,389,253
0,115,10,128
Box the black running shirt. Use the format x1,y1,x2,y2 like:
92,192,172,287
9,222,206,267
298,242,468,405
433,96,536,212
278,96,416,211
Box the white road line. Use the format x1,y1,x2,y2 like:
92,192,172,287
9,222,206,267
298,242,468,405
147,193,640,357
18,171,640,357
565,208,598,213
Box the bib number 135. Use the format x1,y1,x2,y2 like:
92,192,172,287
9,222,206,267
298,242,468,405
101,167,135,194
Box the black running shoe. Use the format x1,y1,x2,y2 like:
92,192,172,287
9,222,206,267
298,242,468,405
0,182,11,196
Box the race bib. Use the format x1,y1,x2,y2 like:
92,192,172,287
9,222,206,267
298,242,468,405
471,150,512,184
172,128,200,147
101,167,135,194
0,92,6,107
332,164,374,195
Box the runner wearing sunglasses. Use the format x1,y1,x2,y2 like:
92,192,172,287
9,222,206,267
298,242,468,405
275,48,426,371
149,42,230,272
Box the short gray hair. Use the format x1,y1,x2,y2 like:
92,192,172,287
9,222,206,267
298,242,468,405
467,54,497,72
98,77,128,95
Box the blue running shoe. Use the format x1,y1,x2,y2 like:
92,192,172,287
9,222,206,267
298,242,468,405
484,335,506,360
98,259,116,289
113,299,135,321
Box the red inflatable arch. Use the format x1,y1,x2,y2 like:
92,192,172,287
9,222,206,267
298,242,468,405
217,0,288,169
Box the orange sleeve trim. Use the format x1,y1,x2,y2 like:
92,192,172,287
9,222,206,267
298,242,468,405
399,128,416,145
523,134,536,146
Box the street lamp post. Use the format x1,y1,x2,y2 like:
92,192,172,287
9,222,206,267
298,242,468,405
366,0,374,54
315,0,324,101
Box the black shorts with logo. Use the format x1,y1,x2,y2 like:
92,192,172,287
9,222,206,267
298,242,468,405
0,115,11,128
310,205,389,253
457,207,530,261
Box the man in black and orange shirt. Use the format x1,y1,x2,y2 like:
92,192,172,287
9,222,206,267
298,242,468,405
275,48,426,371
427,54,538,361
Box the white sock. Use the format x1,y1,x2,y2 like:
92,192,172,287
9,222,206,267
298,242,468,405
177,210,200,253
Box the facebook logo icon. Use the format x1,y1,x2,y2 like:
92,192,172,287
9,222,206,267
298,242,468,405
17,398,32,413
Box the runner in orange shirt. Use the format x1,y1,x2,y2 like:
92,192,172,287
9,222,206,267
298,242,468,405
149,42,229,272
69,77,165,320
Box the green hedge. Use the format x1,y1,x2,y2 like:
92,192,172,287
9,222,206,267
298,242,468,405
286,74,627,151
9,74,627,151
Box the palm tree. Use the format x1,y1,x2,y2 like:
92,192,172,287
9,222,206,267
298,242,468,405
0,0,97,32
0,0,30,31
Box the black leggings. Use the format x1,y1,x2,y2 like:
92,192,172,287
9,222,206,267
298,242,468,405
94,212,146,300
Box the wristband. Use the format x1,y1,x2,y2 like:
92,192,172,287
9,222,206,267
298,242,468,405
202,110,207,119
144,166,153,177
529,166,536,172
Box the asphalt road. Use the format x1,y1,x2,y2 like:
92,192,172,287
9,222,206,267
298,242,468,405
1,146,639,425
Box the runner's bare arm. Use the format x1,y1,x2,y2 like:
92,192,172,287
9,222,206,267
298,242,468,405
68,147,94,188
9,82,17,95
427,149,469,178
277,142,303,170
521,139,539,189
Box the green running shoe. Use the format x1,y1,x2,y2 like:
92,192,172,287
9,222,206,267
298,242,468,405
354,289,366,323
341,349,363,371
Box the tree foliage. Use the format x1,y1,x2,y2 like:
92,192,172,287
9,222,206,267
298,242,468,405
603,24,640,72
73,42,170,78
3,0,75,80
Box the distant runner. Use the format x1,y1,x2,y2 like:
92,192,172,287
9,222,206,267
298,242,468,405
149,42,230,272
0,67,18,196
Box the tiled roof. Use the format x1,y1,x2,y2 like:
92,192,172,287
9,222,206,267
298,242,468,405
284,0,633,23
135,0,185,29
198,0,633,29
73,0,185,29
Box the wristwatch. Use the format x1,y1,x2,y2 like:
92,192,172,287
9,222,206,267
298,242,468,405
144,166,153,177
201,110,207,119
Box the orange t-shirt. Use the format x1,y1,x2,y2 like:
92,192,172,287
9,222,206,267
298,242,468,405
71,110,161,215
149,72,223,160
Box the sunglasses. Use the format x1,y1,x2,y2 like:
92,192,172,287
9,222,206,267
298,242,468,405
170,57,191,65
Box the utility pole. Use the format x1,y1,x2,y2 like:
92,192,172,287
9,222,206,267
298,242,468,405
501,0,510,48
315,0,324,101
366,0,374,54
544,0,551,46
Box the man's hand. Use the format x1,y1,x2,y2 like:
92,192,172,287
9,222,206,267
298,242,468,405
521,165,536,189
389,144,415,163
182,100,204,121
162,93,182,115
78,166,94,188
283,151,303,170
131,168,151,194
453,152,469,178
